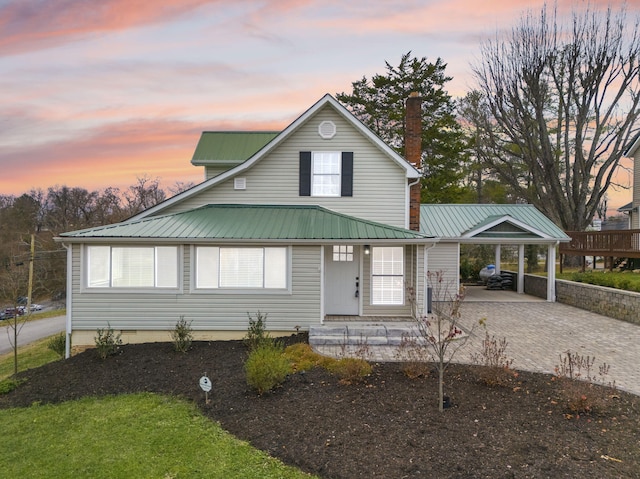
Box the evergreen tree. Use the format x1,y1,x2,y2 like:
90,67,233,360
337,52,471,203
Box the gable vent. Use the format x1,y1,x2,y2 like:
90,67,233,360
318,120,336,139
234,177,246,190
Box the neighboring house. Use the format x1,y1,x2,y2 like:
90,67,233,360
618,134,640,228
56,93,568,352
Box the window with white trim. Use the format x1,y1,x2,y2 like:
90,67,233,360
87,245,178,288
371,246,404,305
195,246,287,289
312,152,341,196
332,245,353,262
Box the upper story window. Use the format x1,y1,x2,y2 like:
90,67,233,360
312,152,341,196
299,151,353,197
87,245,178,289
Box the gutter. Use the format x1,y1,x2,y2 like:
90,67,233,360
60,242,73,359
423,242,437,316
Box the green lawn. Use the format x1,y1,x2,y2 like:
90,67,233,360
0,337,316,478
0,393,316,479
0,336,62,381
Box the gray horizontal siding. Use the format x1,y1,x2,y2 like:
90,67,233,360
205,166,233,179
162,106,409,228
70,245,321,332
427,243,460,299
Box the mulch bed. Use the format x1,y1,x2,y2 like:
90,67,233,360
1,335,639,478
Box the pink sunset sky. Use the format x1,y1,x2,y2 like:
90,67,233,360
0,0,637,213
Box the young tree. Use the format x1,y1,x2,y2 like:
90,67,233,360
337,52,472,203
413,271,474,412
472,4,640,231
0,255,30,375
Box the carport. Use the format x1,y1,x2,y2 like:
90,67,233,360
420,204,571,302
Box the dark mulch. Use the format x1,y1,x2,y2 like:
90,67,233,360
2,335,639,479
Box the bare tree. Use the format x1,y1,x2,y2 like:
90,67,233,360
45,185,99,232
0,256,30,375
123,175,166,216
168,180,195,197
473,4,640,230
413,271,474,412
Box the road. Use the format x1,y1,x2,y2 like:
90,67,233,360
0,315,66,355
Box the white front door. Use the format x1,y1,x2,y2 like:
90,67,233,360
325,245,360,315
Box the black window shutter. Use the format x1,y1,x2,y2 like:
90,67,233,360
299,151,311,196
341,152,353,197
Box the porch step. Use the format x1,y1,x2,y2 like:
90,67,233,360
309,322,422,348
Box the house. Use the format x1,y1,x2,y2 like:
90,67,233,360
618,135,640,228
56,93,568,354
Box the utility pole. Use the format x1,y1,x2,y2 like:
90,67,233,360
27,233,34,314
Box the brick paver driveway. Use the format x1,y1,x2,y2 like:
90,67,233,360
458,298,640,396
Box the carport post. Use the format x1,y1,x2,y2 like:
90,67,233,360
494,244,501,274
517,244,525,294
546,243,557,302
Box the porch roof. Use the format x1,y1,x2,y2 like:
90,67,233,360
191,131,279,167
420,204,569,243
57,204,432,243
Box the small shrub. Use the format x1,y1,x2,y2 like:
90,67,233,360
94,323,123,360
283,343,323,372
47,333,67,358
337,332,372,362
245,342,292,394
325,357,372,384
0,378,26,394
244,311,271,352
554,350,616,414
395,333,430,379
171,316,193,353
470,332,516,386
459,258,473,282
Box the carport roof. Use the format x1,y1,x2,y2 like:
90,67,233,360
58,204,432,243
420,204,569,242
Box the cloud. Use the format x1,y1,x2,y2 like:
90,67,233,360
0,116,283,196
0,0,214,55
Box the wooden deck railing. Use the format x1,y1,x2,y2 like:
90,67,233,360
559,229,640,258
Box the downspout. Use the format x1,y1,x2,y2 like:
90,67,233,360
61,242,73,359
423,242,437,316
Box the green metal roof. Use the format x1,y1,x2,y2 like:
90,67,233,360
59,205,430,242
420,204,569,241
191,131,279,166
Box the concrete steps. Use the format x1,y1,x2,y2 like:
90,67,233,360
309,322,423,348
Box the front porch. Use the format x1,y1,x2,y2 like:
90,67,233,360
311,287,545,360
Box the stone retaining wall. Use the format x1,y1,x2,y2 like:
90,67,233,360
523,274,548,299
523,274,640,326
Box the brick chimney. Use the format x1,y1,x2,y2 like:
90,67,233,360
405,92,422,231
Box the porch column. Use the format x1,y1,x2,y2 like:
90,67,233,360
494,244,501,274
517,244,525,294
547,243,556,302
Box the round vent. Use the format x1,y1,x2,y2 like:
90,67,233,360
318,120,336,139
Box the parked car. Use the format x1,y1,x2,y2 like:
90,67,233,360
4,307,25,318
0,311,6,321
30,304,43,311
